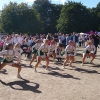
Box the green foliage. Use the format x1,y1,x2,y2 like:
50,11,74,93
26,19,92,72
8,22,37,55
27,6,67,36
1,2,42,35
0,14,3,32
56,1,91,33
96,2,100,30
33,0,62,34
0,0,100,34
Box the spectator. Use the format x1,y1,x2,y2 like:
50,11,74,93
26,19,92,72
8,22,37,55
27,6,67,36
71,32,78,47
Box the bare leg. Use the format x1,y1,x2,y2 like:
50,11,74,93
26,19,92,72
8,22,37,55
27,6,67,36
69,56,74,66
12,63,22,78
82,53,87,64
34,56,42,72
90,53,95,62
30,54,36,65
45,56,49,69
52,53,56,61
63,56,69,66
0,63,6,71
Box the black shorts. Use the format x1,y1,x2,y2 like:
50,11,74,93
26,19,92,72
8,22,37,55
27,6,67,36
86,50,90,54
67,52,74,55
53,50,55,53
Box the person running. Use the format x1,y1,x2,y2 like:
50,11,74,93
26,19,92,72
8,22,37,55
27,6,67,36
49,40,57,61
30,39,42,66
0,43,22,78
63,40,76,68
82,40,96,65
34,39,50,72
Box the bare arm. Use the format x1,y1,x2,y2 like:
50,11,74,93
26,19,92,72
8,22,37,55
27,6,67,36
38,44,44,56
14,50,21,63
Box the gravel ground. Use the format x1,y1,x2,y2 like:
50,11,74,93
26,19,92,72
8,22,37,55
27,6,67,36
0,48,100,100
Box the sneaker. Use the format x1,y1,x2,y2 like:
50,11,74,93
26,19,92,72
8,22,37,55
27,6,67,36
30,65,33,68
90,61,94,64
46,68,50,71
17,74,22,79
34,69,37,72
29,63,31,66
81,63,84,66
62,66,65,69
69,65,72,67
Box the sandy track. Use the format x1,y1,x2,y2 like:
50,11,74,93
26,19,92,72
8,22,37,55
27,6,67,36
0,48,100,100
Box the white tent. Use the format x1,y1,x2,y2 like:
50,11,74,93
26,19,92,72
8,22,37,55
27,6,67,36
80,33,85,35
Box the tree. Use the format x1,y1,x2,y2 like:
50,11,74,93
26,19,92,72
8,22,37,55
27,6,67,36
48,4,63,33
33,0,52,34
96,2,100,30
0,17,3,32
33,0,62,34
1,2,42,35
88,7,98,31
56,1,91,33
0,11,3,32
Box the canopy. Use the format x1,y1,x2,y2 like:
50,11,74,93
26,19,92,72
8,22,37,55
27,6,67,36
80,33,85,35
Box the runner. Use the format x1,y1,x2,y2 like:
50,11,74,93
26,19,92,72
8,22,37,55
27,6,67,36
34,39,50,72
30,39,42,66
49,40,57,61
82,40,96,65
0,43,22,78
63,40,76,68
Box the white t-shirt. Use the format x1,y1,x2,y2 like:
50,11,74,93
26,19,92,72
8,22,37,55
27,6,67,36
59,38,62,44
38,43,50,56
84,45,96,53
18,36,23,43
0,50,21,62
65,45,76,56
13,37,18,44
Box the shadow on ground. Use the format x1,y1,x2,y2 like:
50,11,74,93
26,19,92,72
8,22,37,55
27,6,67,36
21,64,32,68
90,64,100,68
39,71,80,80
69,67,100,74
53,62,63,65
49,66,64,71
0,69,8,75
39,65,64,72
76,53,83,57
0,78,41,93
95,57,100,60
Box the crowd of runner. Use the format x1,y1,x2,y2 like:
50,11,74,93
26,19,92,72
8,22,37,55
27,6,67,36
0,32,100,78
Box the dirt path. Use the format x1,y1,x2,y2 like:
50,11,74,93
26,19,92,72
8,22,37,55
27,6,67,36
0,48,100,100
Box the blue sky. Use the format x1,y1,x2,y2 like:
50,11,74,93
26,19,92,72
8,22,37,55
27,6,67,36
0,0,100,10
